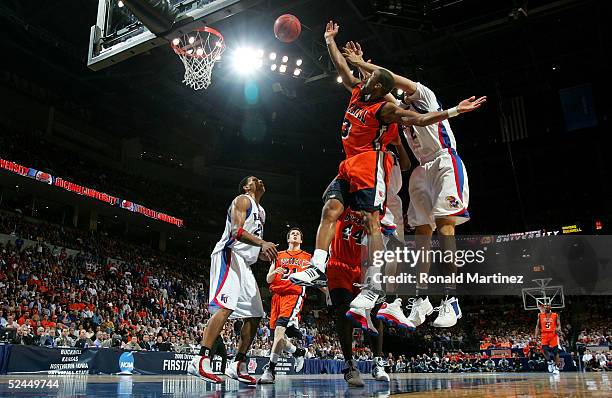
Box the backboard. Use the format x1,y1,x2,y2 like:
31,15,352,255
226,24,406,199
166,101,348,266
522,278,565,311
87,0,259,71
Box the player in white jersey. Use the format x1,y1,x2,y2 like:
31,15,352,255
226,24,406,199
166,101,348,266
188,176,278,384
343,42,486,328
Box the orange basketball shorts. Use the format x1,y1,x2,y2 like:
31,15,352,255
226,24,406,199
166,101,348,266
327,258,362,296
323,151,393,212
541,333,559,348
269,293,304,330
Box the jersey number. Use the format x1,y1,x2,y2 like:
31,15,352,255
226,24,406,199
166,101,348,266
342,225,366,246
280,267,296,280
342,119,352,139
253,225,262,238
545,322,551,330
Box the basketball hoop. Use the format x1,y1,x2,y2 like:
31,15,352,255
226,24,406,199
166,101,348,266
171,27,225,90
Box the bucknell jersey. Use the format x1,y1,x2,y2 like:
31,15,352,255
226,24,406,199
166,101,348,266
342,83,399,158
330,209,367,267
270,250,311,295
539,312,558,334
212,194,265,266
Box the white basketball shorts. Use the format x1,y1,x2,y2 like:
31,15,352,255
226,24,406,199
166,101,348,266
406,148,470,230
208,247,264,319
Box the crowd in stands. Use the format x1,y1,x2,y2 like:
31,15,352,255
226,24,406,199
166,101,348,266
0,209,610,374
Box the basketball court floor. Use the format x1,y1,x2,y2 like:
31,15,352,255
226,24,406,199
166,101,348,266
0,373,609,397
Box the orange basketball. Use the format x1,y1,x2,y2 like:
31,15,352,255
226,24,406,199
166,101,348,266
274,14,301,43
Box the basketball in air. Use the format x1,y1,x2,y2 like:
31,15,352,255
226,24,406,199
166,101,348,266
274,14,301,43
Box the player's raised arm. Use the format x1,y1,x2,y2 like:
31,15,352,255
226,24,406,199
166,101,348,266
324,21,360,92
379,96,487,126
343,41,418,95
230,195,278,260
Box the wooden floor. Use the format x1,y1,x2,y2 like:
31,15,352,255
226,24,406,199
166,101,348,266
0,372,609,397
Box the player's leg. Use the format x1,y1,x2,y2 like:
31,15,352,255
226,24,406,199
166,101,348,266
430,151,470,327
368,316,390,381
225,262,265,384
349,152,394,309
190,249,238,383
331,287,365,387
290,178,347,286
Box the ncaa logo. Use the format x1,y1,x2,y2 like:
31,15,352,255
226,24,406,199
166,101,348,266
119,352,134,374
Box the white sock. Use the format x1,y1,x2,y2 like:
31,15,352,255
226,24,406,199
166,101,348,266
269,353,279,364
311,249,328,272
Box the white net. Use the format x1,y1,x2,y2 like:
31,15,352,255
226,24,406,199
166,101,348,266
172,27,225,91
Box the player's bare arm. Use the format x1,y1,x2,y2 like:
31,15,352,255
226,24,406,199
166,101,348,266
534,318,540,339
324,21,360,92
379,96,487,126
391,135,411,171
342,41,418,95
266,262,284,283
230,195,278,260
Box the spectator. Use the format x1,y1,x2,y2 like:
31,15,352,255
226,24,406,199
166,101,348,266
141,334,155,351
55,328,74,347
74,329,94,348
124,335,142,351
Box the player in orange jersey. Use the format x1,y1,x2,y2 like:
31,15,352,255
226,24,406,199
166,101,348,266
327,208,390,387
258,228,310,384
291,21,486,313
535,303,562,374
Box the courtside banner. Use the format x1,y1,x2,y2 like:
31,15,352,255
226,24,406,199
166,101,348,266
0,157,183,227
371,234,612,296
7,346,96,374
5,346,292,375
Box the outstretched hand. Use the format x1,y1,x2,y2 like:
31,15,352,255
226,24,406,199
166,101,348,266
324,21,339,41
342,41,364,65
457,96,487,114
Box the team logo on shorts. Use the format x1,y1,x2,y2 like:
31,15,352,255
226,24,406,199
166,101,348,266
219,294,229,303
378,190,384,198
446,196,461,209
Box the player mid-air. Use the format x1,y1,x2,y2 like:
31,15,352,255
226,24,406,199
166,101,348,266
258,227,310,384
342,41,484,327
188,176,278,384
291,21,486,316
535,303,563,375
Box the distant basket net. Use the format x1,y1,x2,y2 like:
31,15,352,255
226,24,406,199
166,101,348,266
171,26,225,90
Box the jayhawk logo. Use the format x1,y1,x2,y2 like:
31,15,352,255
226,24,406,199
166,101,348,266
446,196,461,209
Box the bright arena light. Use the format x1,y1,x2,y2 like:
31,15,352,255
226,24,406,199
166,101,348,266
397,88,404,95
279,64,287,73
293,68,301,76
296,59,303,66
269,52,277,60
196,48,204,56
271,64,277,71
188,36,195,44
172,38,180,46
281,55,289,63
232,47,259,75
256,49,264,58
118,1,125,7
336,76,343,83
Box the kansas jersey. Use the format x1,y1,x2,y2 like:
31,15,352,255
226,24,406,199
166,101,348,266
342,83,399,158
212,194,265,266
400,83,457,164
330,209,367,267
539,312,558,334
270,250,311,295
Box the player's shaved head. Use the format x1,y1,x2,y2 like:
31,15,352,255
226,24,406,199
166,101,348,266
376,69,394,94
